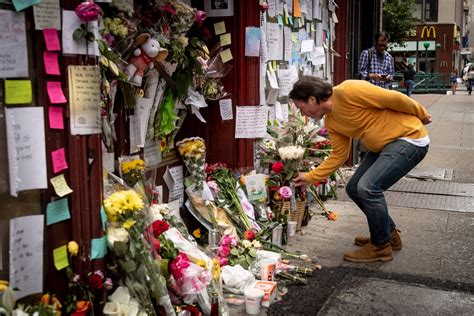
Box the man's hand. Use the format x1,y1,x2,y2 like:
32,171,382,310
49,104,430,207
422,114,432,125
293,173,307,187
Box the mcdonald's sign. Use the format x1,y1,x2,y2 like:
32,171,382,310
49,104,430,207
421,26,436,39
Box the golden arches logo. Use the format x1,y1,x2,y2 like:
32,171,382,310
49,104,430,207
421,26,436,39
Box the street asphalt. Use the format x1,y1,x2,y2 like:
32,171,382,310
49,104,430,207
267,91,474,315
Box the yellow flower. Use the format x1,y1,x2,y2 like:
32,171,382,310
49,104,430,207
212,258,221,281
68,241,79,256
0,280,9,292
123,219,136,229
196,259,206,268
192,228,201,239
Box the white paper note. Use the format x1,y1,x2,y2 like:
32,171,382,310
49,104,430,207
266,23,283,61
33,0,61,30
235,106,268,139
6,107,47,197
164,166,184,204
10,215,44,300
284,26,293,62
144,139,162,168
134,96,153,148
267,69,279,89
62,10,99,56
301,39,315,53
0,10,28,78
312,46,326,65
278,69,293,97
219,99,233,121
267,0,276,17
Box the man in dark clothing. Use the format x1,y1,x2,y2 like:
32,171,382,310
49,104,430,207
403,64,416,97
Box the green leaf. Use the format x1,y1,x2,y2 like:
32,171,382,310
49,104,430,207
73,28,86,41
230,248,239,256
113,241,129,257
249,248,257,257
120,259,136,272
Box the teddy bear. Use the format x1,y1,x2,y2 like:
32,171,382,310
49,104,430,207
125,34,168,86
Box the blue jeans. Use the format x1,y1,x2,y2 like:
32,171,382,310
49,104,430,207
346,140,428,244
405,80,414,97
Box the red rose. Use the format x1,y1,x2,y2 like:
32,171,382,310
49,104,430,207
152,238,161,251
244,230,256,241
271,161,284,174
152,220,170,237
88,273,103,289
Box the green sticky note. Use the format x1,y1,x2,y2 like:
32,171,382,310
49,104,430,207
288,16,293,25
100,206,107,231
46,198,71,225
277,15,283,25
91,236,107,259
5,80,32,104
12,0,41,11
53,245,69,270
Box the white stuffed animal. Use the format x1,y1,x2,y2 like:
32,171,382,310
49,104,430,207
125,34,168,86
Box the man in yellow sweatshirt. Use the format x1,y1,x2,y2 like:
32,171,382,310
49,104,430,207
290,76,432,263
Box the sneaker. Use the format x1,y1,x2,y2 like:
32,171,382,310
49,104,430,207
343,241,393,263
354,229,402,250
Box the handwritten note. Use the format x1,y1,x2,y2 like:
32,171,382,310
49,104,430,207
311,46,325,65
44,52,60,75
5,80,32,104
68,65,101,135
220,49,233,63
46,198,71,225
214,21,226,35
50,174,73,197
266,23,283,61
301,39,314,53
53,245,69,270
164,166,184,204
9,215,44,300
33,0,61,30
235,106,268,139
220,33,231,46
219,99,233,120
245,27,260,57
144,140,162,168
0,10,28,78
5,107,47,197
51,147,68,173
48,106,64,129
284,26,293,61
62,10,99,56
91,236,107,259
43,28,61,51
47,81,67,104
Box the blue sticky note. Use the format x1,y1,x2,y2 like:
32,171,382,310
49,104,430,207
100,206,107,231
46,198,71,225
91,236,107,259
277,15,284,26
12,0,41,11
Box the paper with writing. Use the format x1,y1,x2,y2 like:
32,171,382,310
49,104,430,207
301,39,314,53
68,65,101,134
311,46,326,65
284,26,293,61
33,0,61,30
220,49,233,63
5,80,32,104
51,147,68,174
220,33,231,46
91,236,107,259
235,106,268,139
144,139,162,168
267,0,276,17
9,215,44,300
213,21,226,35
62,10,99,56
266,23,283,61
53,245,69,270
0,10,28,78
43,28,61,51
134,96,153,148
47,81,67,104
260,28,268,63
154,185,163,204
245,174,267,201
6,107,47,197
164,166,184,204
44,52,60,75
50,174,73,197
46,198,71,225
48,106,64,129
219,99,233,120
245,27,260,57
266,88,279,105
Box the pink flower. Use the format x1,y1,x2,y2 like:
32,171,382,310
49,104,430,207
219,234,232,246
207,180,220,194
218,245,230,257
230,236,238,247
317,127,329,136
278,186,293,200
218,257,229,266
104,278,113,290
170,253,190,280
195,10,207,27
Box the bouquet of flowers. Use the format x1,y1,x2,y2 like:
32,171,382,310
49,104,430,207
217,232,262,270
176,137,206,192
119,158,145,187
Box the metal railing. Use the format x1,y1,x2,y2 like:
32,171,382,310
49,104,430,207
392,72,450,94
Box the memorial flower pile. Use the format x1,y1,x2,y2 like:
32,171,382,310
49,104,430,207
176,137,206,191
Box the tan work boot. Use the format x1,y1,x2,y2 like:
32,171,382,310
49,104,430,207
343,241,393,263
354,229,402,250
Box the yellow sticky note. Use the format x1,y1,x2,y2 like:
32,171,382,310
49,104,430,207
5,80,32,104
214,21,226,35
53,245,69,270
220,49,233,63
203,45,210,56
311,22,316,32
268,62,274,72
50,174,73,197
220,33,232,46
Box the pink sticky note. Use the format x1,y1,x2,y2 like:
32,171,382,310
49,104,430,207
44,52,60,75
47,81,67,104
49,106,64,129
43,29,61,51
51,148,68,174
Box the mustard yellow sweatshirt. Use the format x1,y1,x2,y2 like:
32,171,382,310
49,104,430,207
304,80,429,183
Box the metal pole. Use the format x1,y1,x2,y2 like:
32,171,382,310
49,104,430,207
425,47,428,92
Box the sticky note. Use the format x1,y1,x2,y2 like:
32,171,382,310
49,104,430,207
12,0,41,12
100,206,107,231
47,81,67,104
49,106,64,129
220,33,231,46
5,80,32,104
293,0,301,17
51,147,68,174
91,236,107,259
277,15,284,25
44,52,60,75
43,28,61,51
220,49,233,63
46,198,71,225
214,21,226,35
50,174,73,197
53,245,69,270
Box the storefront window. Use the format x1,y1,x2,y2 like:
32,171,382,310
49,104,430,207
415,0,438,22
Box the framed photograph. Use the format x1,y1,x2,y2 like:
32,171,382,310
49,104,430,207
204,0,234,17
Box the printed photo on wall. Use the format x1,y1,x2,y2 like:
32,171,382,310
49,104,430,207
204,0,234,17
245,27,260,57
